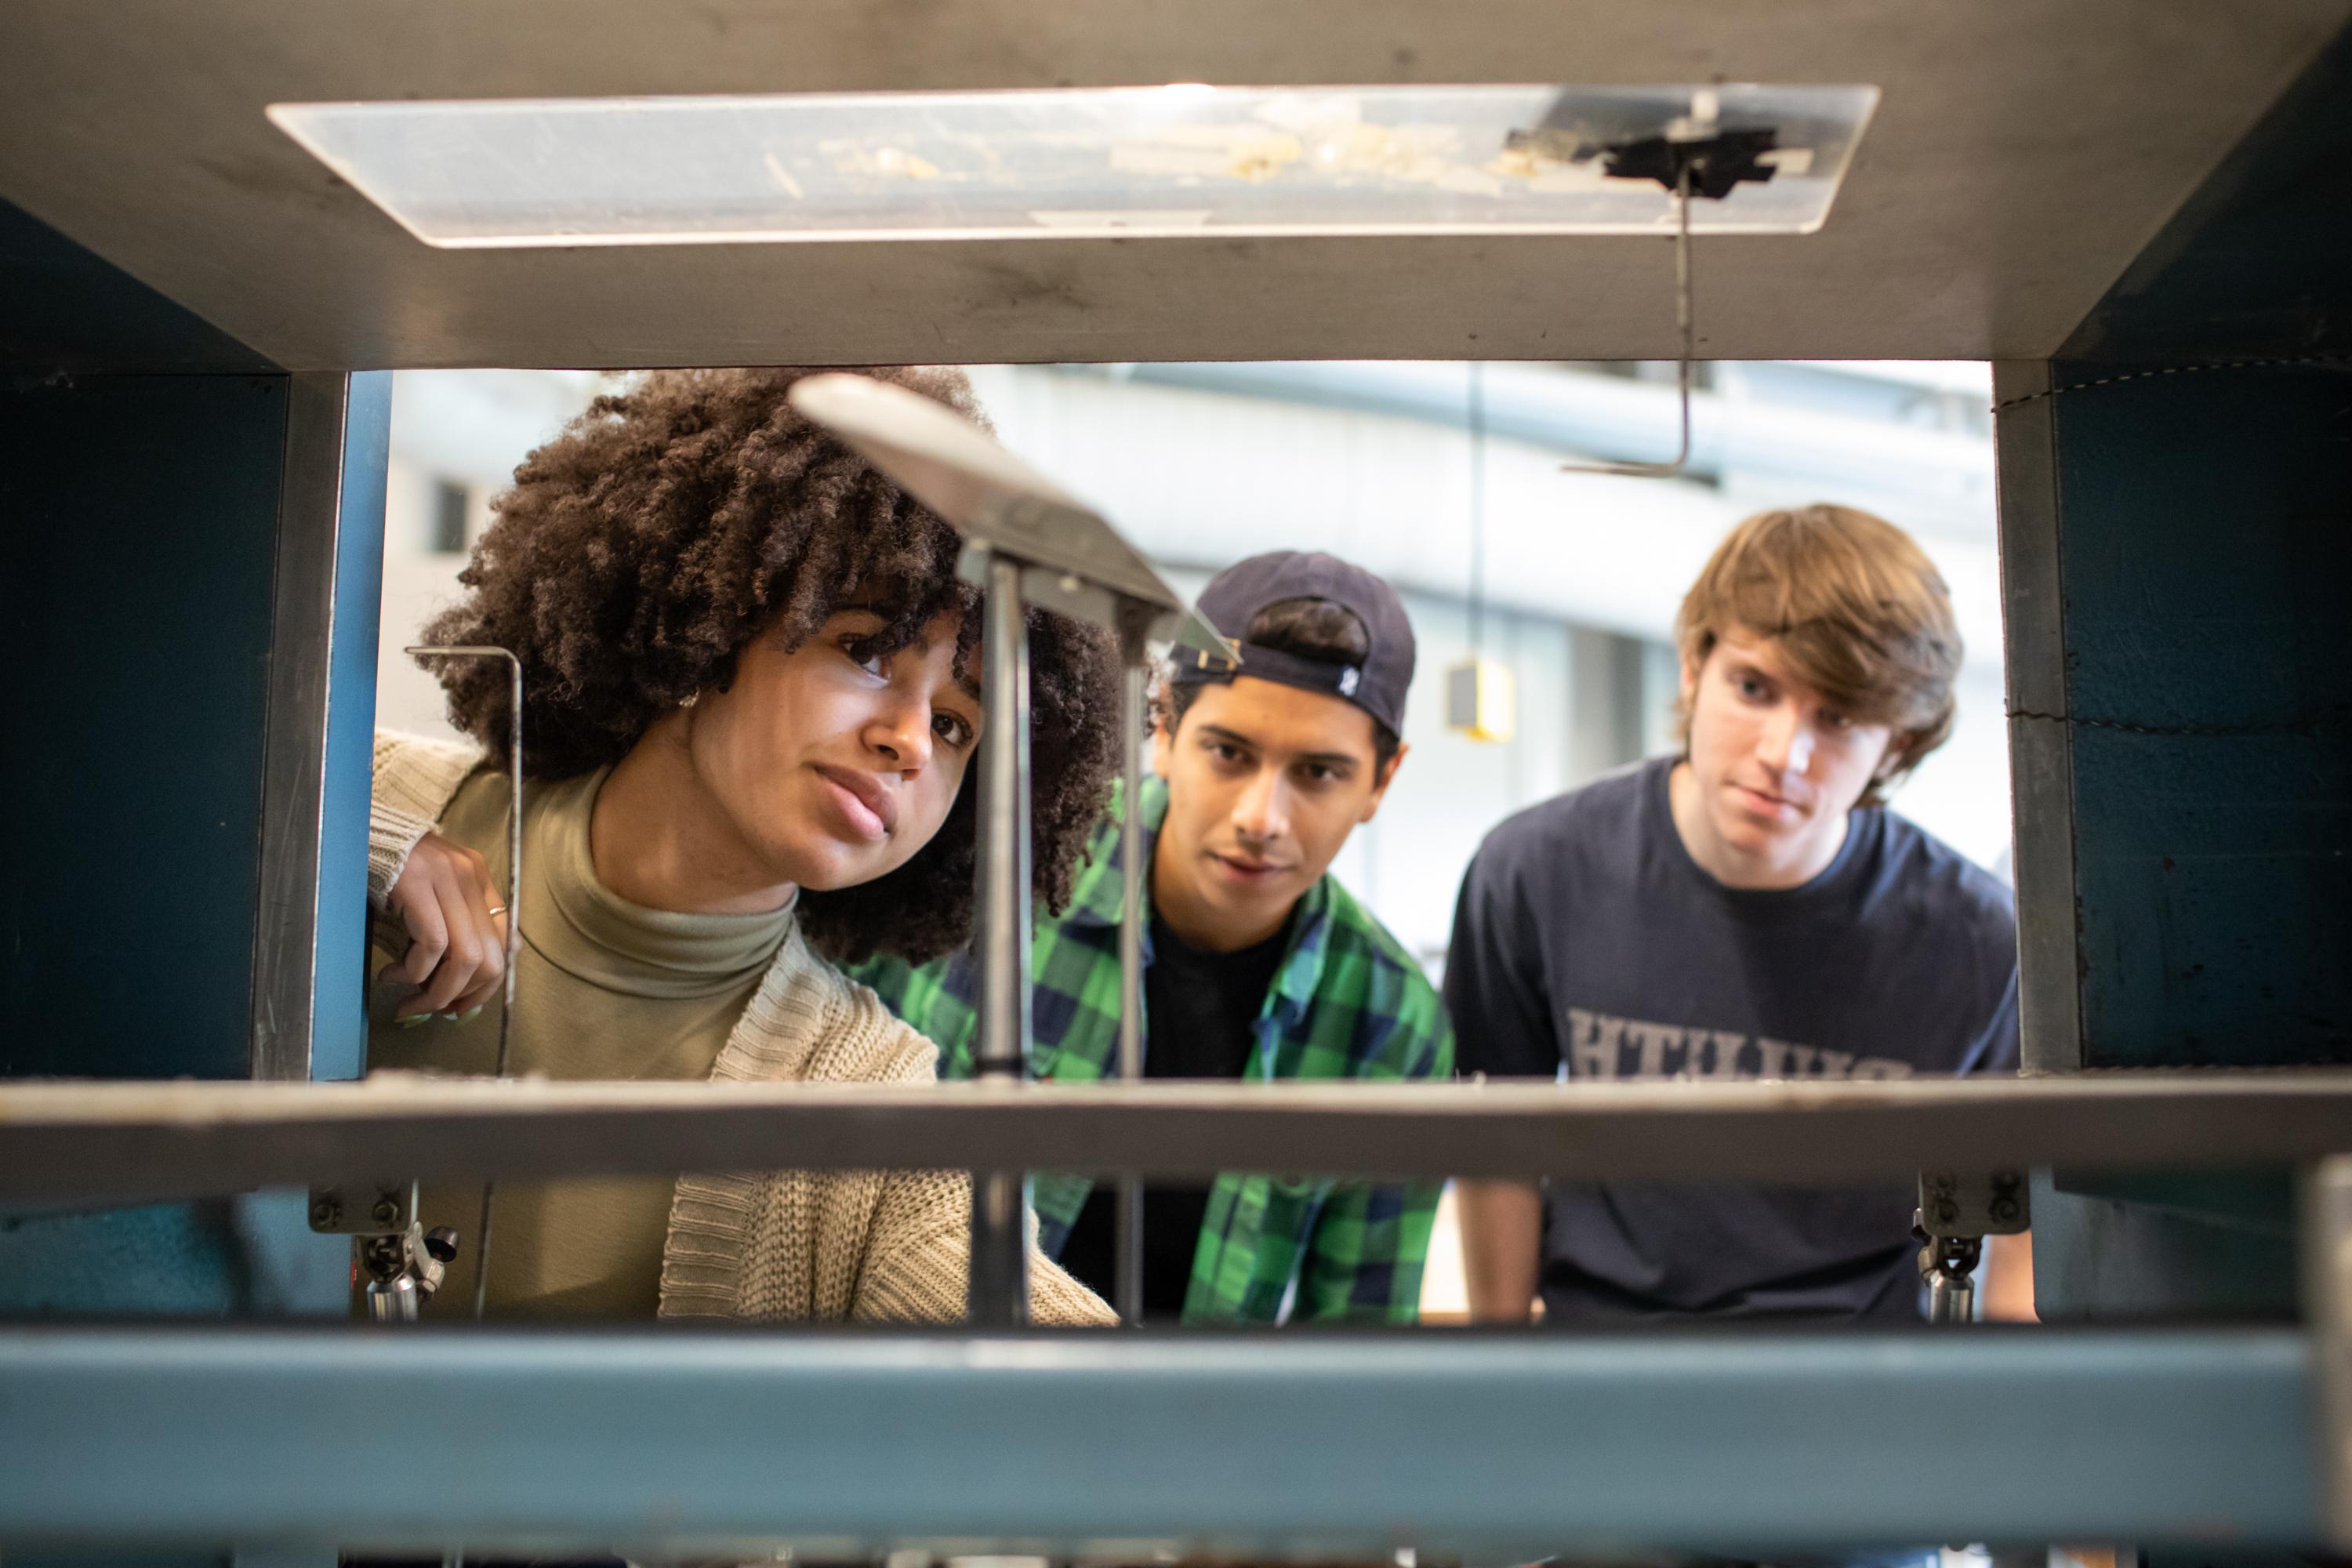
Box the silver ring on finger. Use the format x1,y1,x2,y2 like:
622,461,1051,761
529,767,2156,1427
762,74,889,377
485,903,508,917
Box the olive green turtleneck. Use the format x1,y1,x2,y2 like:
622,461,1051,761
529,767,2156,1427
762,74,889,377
368,764,793,1318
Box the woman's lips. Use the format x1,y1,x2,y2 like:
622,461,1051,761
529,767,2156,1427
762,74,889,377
815,766,895,842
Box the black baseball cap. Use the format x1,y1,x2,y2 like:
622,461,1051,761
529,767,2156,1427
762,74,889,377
1169,550,1417,736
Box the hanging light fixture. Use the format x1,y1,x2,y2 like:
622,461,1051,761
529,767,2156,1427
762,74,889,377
1446,360,1516,744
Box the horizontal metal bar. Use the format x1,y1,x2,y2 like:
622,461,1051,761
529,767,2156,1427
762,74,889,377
4,1073,2351,1205
0,1326,2317,1555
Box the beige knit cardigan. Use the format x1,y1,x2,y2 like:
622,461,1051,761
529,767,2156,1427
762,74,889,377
368,731,1112,1328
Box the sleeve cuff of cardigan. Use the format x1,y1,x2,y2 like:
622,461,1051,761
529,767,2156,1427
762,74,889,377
368,799,440,910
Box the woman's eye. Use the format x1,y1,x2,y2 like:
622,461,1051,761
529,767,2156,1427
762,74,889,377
933,712,975,748
1820,710,1854,732
1736,676,1769,701
840,637,887,676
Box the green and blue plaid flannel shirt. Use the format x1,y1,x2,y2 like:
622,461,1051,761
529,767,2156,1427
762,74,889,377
848,775,1453,1323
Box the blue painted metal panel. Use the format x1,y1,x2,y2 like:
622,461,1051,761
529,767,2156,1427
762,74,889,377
2050,361,2352,1072
0,373,288,1081
2024,16,2352,1323
0,370,368,1326
2031,1170,2299,1322
0,1328,2321,1555
0,1194,348,1318
313,372,390,1085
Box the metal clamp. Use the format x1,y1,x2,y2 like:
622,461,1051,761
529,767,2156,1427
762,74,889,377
1557,116,1782,482
1915,1169,2030,1325
309,1180,459,1323
1919,1168,2031,1236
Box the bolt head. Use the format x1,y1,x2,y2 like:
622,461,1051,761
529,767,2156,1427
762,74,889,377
310,1200,340,1227
371,1198,401,1225
1991,1198,2021,1223
1933,1200,1960,1225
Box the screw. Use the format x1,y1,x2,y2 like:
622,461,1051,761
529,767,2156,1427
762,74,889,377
371,1198,401,1226
1991,1198,2021,1224
1933,1200,1959,1225
310,1199,341,1228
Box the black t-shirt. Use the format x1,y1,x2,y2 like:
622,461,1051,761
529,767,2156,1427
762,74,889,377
1446,757,2020,1325
1058,906,1290,1319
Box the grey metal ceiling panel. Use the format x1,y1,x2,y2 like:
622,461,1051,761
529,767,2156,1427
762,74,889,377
0,1,2344,370
0,199,275,373
2061,22,2352,361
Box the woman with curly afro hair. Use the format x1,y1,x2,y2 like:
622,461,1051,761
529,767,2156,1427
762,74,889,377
365,366,1120,1327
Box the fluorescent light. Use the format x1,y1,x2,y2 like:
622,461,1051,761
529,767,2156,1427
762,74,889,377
268,84,1877,248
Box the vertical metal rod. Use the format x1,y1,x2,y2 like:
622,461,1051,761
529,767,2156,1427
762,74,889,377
1927,1272,1977,1325
969,552,1033,1327
1671,156,1693,432
1560,161,1695,479
2300,1156,2352,1550
1114,615,1152,1325
405,644,522,1321
1467,361,1487,660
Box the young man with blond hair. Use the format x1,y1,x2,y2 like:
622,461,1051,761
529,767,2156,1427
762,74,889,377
1450,503,2023,1325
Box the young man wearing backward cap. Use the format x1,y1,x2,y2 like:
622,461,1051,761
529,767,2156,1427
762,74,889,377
855,551,1454,1324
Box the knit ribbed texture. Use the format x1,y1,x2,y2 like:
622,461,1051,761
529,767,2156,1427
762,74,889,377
368,731,1113,1328
368,731,488,908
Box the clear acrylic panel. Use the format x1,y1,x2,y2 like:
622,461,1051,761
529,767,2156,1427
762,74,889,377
269,83,1878,248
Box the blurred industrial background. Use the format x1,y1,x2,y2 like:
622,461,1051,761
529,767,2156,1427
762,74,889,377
379,358,2008,975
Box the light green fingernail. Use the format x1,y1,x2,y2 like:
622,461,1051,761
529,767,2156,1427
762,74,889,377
459,1007,483,1022
394,1014,427,1029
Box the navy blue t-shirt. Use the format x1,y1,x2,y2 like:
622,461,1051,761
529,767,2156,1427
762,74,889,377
1446,757,2020,1325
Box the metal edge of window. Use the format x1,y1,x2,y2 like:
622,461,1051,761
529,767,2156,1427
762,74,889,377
1991,360,2083,1076
6,1073,2352,1206
249,372,390,1084
0,1324,2317,1552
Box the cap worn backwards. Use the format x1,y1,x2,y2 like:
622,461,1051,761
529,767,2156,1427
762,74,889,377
1171,550,1417,736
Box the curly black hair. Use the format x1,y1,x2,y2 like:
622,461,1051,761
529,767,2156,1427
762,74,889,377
418,366,1122,964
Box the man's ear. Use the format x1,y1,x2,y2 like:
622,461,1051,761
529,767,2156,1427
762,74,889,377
1359,742,1410,825
1150,691,1176,780
1869,731,1916,792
